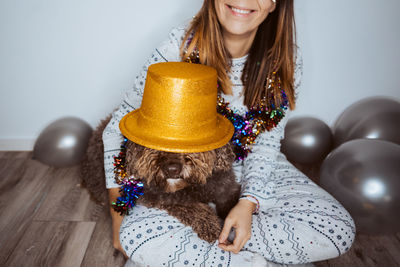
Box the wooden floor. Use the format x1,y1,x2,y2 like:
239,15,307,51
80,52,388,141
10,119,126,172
0,151,125,267
0,151,399,267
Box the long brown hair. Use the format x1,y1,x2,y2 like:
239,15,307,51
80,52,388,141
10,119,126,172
181,0,297,109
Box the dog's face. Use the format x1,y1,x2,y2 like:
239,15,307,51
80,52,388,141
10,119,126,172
125,141,234,193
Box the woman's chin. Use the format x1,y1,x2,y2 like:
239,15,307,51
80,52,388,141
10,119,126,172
221,23,257,38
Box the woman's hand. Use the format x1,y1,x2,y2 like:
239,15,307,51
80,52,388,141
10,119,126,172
218,199,256,254
109,188,128,259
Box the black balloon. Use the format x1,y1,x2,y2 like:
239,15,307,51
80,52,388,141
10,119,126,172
333,97,400,147
281,117,333,164
320,139,400,235
33,117,93,167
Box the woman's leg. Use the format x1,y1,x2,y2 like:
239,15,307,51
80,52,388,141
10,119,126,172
120,160,355,266
120,205,257,267
242,159,356,264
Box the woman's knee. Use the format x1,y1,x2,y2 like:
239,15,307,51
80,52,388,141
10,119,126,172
251,194,356,263
325,203,356,255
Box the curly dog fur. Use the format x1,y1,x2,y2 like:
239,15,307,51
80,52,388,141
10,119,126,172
80,116,111,205
80,117,241,243
125,140,241,243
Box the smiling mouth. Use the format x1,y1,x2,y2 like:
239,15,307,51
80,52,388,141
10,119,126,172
227,4,255,15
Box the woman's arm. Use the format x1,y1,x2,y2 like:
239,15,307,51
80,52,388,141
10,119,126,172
218,116,292,254
108,188,128,258
219,48,303,253
240,47,303,210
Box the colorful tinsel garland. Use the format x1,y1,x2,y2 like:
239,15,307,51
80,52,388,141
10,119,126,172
111,138,144,215
217,86,288,161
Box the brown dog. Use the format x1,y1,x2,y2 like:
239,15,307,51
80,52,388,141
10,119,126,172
124,140,241,243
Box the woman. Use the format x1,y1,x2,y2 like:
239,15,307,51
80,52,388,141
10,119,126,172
103,0,355,266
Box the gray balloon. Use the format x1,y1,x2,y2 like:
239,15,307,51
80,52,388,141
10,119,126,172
33,117,93,167
281,117,333,164
333,97,400,147
320,139,400,235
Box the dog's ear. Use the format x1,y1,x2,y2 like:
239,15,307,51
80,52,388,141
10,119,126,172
214,143,235,171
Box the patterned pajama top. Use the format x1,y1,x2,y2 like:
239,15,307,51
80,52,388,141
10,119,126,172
102,25,355,266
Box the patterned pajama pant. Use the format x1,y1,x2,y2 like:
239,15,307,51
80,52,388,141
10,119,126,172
119,160,355,267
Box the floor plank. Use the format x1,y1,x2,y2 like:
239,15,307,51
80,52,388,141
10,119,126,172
381,233,400,264
0,152,32,191
58,221,97,267
5,221,95,267
0,158,53,265
315,234,400,267
350,235,399,267
0,151,31,159
81,209,126,267
33,165,103,222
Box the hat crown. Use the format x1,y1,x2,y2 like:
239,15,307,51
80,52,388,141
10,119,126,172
140,62,217,132
120,62,234,153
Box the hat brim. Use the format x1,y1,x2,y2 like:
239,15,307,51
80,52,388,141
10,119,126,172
119,110,234,153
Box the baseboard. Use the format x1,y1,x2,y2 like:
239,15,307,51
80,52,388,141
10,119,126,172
0,138,35,151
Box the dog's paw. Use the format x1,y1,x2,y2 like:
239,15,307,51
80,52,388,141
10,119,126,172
196,217,222,243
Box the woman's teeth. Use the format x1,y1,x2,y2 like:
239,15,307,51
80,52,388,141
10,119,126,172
230,6,252,14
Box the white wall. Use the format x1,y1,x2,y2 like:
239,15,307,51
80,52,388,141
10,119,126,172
1,0,399,150
292,0,400,123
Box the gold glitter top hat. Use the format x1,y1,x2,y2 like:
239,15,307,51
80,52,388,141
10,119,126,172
119,62,234,153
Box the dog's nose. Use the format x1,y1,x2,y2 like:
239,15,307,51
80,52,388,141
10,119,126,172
166,163,182,177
